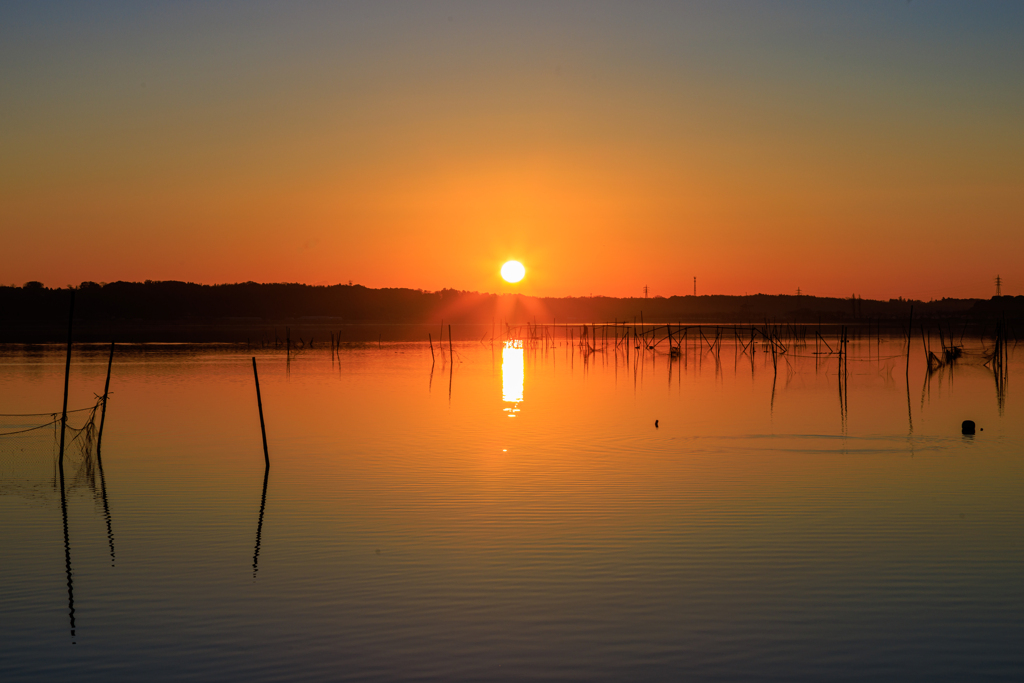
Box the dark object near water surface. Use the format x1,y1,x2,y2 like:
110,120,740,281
252,358,270,466
962,420,976,435
655,420,659,428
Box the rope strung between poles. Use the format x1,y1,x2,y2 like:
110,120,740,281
0,405,97,417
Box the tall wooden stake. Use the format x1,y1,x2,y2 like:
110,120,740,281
95,341,116,564
252,358,270,468
56,291,76,641
59,290,75,466
97,341,115,454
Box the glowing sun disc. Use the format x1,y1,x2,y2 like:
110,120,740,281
501,261,526,283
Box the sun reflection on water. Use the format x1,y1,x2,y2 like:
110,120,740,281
502,340,524,415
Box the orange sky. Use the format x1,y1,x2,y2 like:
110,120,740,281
2,2,1022,299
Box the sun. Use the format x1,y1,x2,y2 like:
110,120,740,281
501,260,526,283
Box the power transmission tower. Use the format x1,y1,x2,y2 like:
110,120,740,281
996,275,1002,297
796,287,801,296
693,276,696,297
643,285,649,298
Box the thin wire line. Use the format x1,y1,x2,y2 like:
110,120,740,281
0,420,59,436
0,405,96,417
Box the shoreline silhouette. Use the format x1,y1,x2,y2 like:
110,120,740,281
0,280,1019,343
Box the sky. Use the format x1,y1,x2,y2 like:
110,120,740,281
1,1,1022,300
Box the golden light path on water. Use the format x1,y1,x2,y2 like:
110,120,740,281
502,340,524,415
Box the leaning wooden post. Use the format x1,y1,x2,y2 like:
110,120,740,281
93,341,116,565
58,290,75,466
56,290,77,640
251,358,270,468
96,341,115,454
428,333,435,361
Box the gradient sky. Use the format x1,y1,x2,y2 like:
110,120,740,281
2,1,1022,299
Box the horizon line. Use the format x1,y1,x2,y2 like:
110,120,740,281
8,279,1011,304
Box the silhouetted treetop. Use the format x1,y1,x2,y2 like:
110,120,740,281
0,280,1009,326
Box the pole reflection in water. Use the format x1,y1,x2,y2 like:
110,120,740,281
503,340,524,416
57,455,75,644
0,337,1021,680
252,464,269,578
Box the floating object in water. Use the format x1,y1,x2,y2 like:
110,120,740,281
655,420,659,428
962,420,976,435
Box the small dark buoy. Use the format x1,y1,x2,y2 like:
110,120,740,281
962,420,976,435
654,420,659,428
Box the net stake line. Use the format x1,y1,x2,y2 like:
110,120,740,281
252,357,270,468
58,290,75,467
250,357,271,577
56,289,76,643
96,342,115,454
96,341,116,565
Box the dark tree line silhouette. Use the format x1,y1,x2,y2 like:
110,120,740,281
0,280,1018,343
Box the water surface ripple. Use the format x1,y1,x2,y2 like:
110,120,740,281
0,339,1021,681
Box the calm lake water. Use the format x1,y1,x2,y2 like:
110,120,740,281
1,334,1022,681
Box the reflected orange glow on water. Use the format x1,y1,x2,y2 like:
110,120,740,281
1,339,1023,679
502,340,523,415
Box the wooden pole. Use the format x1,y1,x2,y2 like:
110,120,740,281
96,341,115,454
252,358,270,468
58,290,75,466
57,288,77,642
448,325,453,360
95,341,117,564
428,333,435,361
